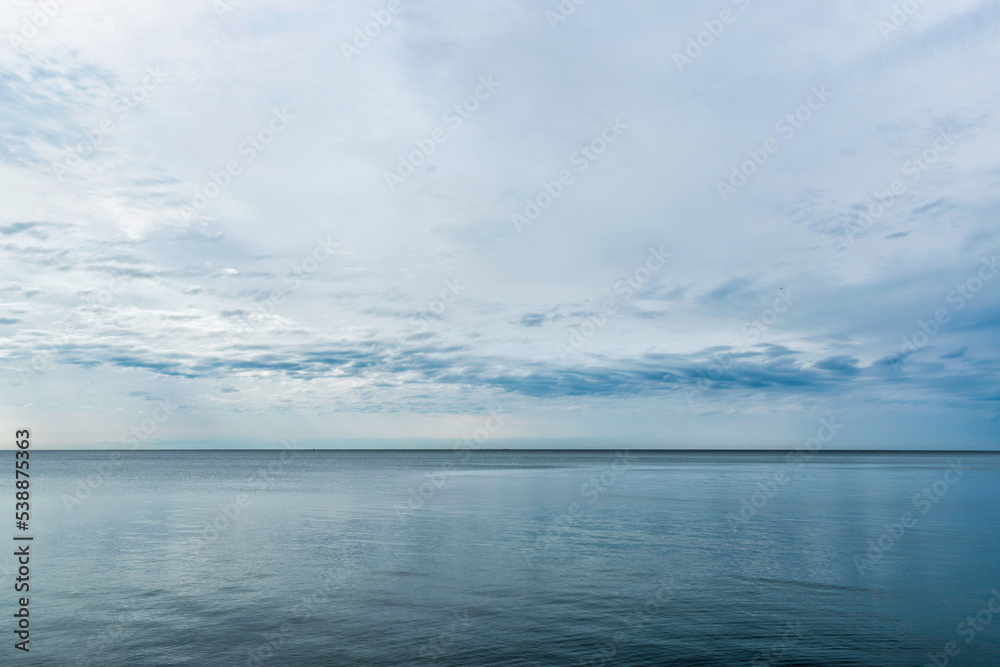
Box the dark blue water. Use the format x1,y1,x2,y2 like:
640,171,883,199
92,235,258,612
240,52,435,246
3,450,999,665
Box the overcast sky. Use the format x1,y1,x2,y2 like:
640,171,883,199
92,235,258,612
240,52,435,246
1,0,998,448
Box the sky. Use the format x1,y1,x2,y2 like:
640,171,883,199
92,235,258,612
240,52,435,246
0,0,998,449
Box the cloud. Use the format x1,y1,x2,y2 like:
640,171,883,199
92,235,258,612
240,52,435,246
1,0,999,446
813,355,861,376
518,312,547,327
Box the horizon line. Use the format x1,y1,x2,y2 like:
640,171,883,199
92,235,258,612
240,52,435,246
10,448,999,453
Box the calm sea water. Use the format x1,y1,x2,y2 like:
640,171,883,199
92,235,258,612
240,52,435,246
2,450,999,666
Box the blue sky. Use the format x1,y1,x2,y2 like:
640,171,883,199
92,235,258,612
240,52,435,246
1,0,998,448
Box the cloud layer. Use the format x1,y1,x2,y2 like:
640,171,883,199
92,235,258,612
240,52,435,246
1,0,998,447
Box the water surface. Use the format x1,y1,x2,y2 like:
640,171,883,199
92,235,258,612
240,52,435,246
4,450,999,665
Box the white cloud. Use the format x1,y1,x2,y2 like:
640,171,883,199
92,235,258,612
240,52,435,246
1,0,998,447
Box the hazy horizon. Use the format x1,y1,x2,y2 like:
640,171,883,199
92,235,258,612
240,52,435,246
24,442,1000,451
2,0,999,449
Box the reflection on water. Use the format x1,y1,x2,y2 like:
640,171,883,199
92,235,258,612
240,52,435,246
5,450,1000,665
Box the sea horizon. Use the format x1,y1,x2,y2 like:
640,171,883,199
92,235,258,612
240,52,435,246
5,449,999,665
20,446,1000,452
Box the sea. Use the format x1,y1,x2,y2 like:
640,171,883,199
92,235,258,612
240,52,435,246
3,450,999,666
